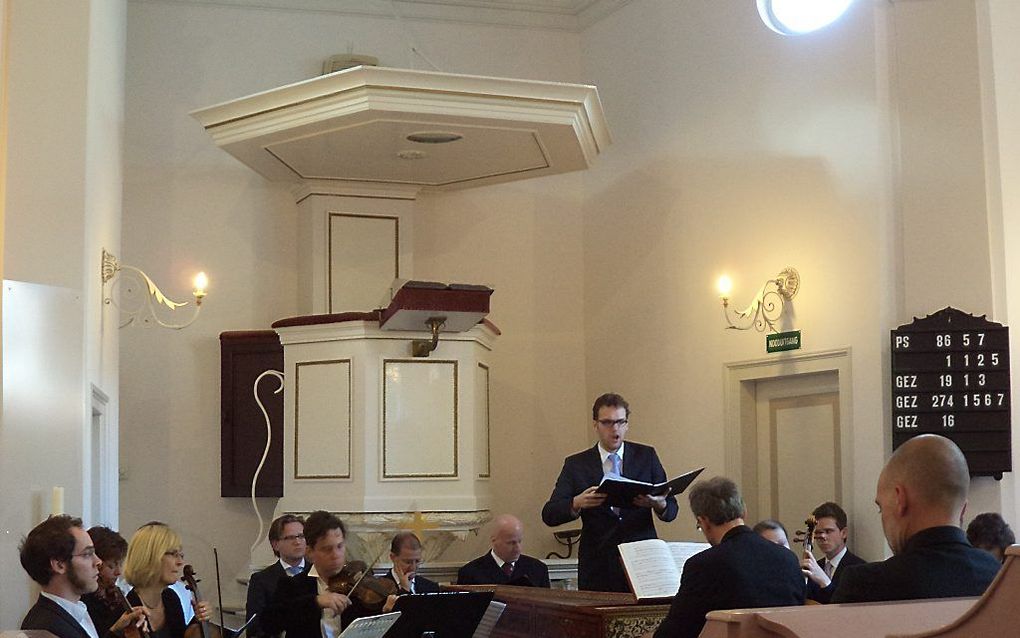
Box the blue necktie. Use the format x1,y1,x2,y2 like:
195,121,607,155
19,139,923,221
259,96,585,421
287,565,302,576
609,453,622,515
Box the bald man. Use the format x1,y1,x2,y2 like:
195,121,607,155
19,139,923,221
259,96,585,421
457,515,551,587
831,434,1001,603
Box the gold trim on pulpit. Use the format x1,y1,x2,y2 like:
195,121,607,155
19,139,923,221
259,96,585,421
295,359,353,479
382,359,459,479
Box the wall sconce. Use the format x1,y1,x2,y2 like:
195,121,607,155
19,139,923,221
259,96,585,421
717,267,800,333
102,249,208,329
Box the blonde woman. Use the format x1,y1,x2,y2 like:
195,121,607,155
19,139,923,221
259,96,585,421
124,523,211,638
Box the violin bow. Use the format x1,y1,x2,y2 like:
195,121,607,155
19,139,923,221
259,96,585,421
214,548,226,638
347,549,387,597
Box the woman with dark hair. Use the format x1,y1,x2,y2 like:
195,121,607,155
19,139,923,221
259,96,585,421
83,526,130,636
966,512,1015,563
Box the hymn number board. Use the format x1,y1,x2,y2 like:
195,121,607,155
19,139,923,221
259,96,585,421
891,307,1012,477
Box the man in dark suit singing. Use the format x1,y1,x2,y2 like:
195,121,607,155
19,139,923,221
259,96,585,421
457,514,550,587
652,477,804,638
832,434,1002,603
542,393,678,592
246,514,309,637
801,501,866,603
20,515,147,638
380,532,440,594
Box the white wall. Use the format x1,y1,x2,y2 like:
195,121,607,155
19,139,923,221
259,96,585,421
121,0,582,609
1,0,126,627
981,0,1020,526
579,0,894,560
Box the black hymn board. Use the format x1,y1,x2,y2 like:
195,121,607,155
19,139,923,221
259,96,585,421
891,307,1011,478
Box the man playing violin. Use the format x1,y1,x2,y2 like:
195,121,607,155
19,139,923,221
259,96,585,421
263,511,369,638
381,532,439,595
20,515,149,638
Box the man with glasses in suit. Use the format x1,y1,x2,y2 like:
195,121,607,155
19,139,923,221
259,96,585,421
542,393,679,592
246,514,308,638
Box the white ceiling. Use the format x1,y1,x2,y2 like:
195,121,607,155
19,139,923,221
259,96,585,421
143,0,634,30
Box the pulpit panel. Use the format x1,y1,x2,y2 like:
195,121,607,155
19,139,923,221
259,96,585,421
328,213,398,312
295,359,352,478
382,359,458,478
476,363,491,478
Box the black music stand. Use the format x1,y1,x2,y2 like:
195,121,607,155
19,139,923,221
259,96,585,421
385,591,493,638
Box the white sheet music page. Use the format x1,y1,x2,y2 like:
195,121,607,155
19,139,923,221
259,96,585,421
618,539,682,599
668,542,711,577
337,612,401,638
471,601,507,638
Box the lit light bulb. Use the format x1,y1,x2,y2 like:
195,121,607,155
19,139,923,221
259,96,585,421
717,275,733,300
193,271,209,302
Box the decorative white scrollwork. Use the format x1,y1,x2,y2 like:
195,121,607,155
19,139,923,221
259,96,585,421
101,249,206,329
721,267,800,333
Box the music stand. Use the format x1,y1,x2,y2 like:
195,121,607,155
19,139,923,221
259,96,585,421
385,591,494,638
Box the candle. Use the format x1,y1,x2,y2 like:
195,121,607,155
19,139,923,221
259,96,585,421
51,486,64,516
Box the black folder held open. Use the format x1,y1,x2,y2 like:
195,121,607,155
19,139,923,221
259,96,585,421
596,466,705,509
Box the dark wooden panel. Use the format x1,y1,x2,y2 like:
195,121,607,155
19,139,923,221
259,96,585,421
220,330,284,497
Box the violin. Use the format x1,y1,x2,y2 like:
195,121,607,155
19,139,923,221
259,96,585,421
182,565,215,638
327,560,398,613
110,586,153,638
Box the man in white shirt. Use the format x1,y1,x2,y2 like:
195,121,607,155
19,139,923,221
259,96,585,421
20,515,147,638
383,532,439,594
801,501,865,603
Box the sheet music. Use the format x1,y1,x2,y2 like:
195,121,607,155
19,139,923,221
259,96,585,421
668,542,710,577
471,601,507,638
338,612,401,638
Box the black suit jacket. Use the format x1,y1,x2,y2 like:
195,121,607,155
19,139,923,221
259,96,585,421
542,441,679,592
379,569,441,594
246,561,310,637
832,526,1001,603
456,553,551,588
805,549,866,603
22,595,93,638
263,572,367,638
653,526,805,638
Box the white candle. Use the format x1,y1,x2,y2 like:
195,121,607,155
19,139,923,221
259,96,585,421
51,486,64,516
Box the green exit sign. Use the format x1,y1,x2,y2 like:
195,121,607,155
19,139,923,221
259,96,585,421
767,330,802,353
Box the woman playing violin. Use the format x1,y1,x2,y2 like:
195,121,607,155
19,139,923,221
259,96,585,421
263,511,380,638
123,523,212,638
82,526,133,636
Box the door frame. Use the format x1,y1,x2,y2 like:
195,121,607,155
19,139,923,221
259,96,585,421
724,348,853,522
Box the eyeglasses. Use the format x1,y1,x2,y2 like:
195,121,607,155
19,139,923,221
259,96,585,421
164,550,185,560
281,534,305,542
72,548,97,560
597,419,628,427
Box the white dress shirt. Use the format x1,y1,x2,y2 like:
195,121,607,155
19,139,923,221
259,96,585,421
309,566,343,638
40,592,100,638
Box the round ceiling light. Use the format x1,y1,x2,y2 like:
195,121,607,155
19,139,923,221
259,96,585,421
757,0,854,35
406,131,463,144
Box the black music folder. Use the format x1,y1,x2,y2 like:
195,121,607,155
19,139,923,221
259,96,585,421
597,466,705,509
385,591,494,638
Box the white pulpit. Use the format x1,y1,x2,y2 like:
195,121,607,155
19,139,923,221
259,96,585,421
269,310,498,563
